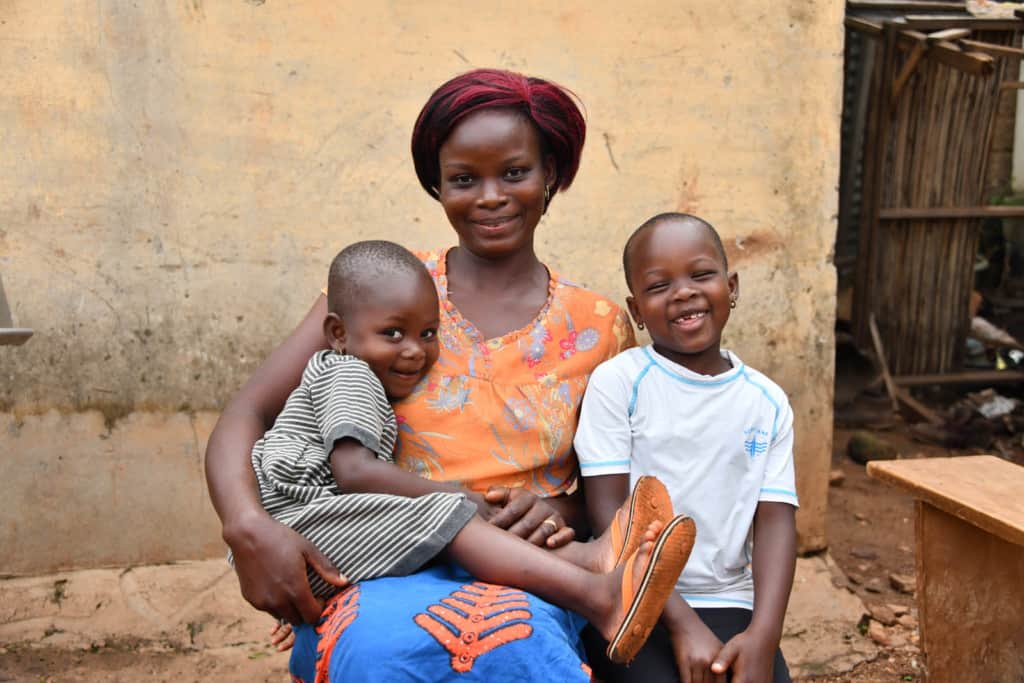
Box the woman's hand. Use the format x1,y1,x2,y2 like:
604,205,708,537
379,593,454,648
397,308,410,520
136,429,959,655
227,513,348,625
482,486,575,548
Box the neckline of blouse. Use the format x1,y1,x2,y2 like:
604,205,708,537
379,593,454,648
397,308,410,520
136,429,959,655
436,246,559,349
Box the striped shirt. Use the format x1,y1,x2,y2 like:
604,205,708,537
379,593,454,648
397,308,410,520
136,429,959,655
248,351,475,598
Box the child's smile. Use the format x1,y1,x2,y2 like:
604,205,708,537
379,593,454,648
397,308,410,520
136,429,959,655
625,218,738,376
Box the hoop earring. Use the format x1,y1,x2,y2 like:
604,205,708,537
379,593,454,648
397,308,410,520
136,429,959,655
544,184,551,204
636,321,645,330
730,300,737,309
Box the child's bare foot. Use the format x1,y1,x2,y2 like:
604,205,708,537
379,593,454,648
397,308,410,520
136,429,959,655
269,620,295,652
592,515,697,664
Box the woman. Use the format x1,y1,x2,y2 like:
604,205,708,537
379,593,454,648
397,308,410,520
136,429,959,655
205,68,633,680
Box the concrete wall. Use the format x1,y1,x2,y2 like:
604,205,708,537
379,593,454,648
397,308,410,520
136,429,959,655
1,1,842,574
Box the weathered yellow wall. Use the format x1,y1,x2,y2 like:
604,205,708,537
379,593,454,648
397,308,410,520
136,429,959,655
1,1,842,574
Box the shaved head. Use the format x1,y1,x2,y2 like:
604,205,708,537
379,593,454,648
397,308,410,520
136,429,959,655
328,241,434,318
622,213,727,291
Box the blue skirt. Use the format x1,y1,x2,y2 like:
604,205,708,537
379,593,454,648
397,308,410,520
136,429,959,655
289,563,592,682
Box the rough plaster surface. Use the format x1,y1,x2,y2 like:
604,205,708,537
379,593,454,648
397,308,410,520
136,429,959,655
0,555,873,680
1,1,842,570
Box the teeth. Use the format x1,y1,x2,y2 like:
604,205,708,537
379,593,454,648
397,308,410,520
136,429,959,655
678,311,706,321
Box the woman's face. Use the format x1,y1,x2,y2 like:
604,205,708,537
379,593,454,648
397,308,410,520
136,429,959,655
437,108,555,260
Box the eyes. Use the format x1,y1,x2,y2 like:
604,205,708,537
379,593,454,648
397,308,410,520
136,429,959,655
380,327,438,342
643,271,720,293
447,166,530,187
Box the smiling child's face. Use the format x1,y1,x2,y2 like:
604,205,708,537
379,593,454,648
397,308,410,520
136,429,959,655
327,270,441,400
625,218,738,376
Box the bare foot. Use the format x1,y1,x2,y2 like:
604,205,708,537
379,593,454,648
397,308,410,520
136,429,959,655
600,516,697,663
590,537,657,641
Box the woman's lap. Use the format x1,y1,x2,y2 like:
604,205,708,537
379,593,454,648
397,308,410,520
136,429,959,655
290,563,592,682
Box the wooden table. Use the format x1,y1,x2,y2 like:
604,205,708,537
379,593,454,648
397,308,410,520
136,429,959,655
867,456,1024,682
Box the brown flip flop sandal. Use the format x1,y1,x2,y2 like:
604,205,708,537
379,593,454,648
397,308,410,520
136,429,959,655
606,514,697,664
610,475,674,566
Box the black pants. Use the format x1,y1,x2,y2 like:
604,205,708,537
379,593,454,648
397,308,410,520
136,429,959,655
582,608,791,682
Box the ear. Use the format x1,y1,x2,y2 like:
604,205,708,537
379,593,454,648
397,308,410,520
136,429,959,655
543,154,557,192
625,295,643,329
323,312,347,354
728,271,739,305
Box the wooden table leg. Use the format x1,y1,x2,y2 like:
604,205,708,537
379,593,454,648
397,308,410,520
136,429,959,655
916,501,1024,682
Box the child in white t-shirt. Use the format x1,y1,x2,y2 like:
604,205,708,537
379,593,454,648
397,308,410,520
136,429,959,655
575,213,798,683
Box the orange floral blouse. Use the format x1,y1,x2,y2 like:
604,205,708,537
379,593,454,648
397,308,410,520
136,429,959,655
385,247,635,497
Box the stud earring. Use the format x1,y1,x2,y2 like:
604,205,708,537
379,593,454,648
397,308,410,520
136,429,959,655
636,321,645,330
730,300,737,309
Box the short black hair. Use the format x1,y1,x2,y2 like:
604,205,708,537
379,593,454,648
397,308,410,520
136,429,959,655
622,212,728,290
327,240,433,317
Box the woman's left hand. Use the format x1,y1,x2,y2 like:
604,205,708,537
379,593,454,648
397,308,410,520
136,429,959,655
484,486,576,548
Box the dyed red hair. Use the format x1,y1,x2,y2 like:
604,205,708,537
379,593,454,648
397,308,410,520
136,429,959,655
411,69,586,206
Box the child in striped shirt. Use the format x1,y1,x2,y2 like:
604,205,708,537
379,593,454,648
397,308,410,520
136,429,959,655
249,239,696,664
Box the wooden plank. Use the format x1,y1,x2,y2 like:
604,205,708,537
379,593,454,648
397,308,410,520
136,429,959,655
879,205,1024,219
867,455,1024,547
927,28,972,42
869,314,901,412
894,386,945,425
892,41,928,99
893,369,1024,386
1001,80,1024,89
896,30,995,75
0,329,33,346
845,16,884,36
960,38,1024,57
916,503,1024,683
848,0,965,10
904,16,1023,31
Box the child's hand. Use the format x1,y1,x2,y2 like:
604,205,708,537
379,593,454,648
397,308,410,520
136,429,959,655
269,620,295,652
668,615,723,683
711,628,777,683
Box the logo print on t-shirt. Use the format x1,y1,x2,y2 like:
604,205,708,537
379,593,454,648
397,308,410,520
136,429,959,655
743,427,769,459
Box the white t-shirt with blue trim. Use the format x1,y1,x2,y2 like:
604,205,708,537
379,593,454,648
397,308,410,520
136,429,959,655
574,346,799,610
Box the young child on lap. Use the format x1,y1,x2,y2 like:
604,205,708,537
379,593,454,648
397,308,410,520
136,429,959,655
246,239,696,664
575,214,798,682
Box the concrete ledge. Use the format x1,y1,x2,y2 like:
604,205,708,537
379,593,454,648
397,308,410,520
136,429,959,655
2,410,223,575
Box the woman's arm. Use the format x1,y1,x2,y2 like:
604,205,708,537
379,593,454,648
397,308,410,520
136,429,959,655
205,295,345,624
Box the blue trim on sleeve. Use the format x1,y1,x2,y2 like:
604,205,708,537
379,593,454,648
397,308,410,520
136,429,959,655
740,368,781,440
580,460,631,470
628,358,656,417
759,487,797,498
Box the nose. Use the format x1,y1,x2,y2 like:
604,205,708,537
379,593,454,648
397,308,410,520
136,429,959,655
475,177,508,208
671,281,697,300
400,340,426,361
